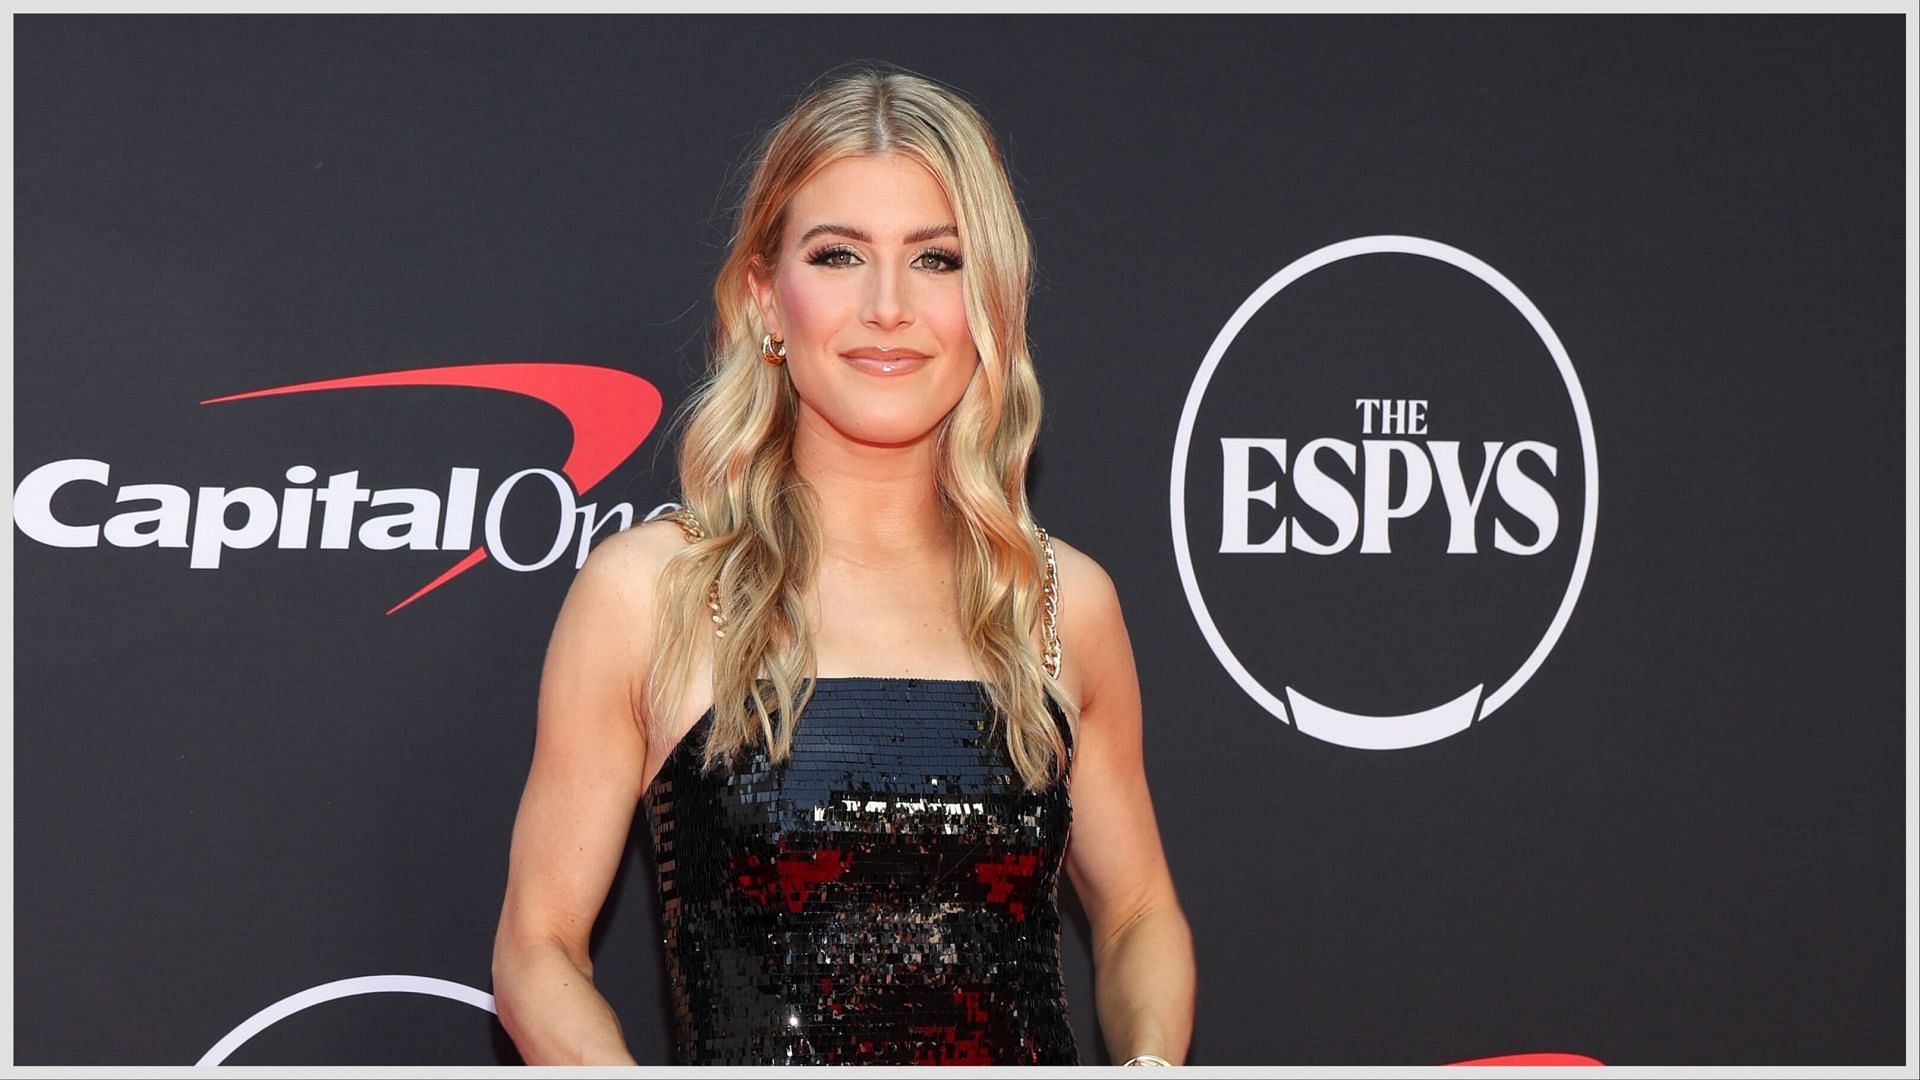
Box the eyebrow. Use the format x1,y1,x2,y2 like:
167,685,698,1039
795,223,959,247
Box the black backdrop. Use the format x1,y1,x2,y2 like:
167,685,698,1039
9,14,1911,1067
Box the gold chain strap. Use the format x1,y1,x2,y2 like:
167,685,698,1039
665,507,726,639
1036,526,1061,681
665,505,1056,669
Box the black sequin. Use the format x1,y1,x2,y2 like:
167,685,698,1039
641,677,1078,1066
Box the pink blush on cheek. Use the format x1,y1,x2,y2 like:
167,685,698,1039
771,276,855,360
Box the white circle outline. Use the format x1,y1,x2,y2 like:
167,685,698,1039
1168,234,1599,742
196,974,496,1066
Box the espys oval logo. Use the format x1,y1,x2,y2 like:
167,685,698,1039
1170,236,1598,750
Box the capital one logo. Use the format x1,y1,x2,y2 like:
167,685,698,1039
1170,236,1598,749
11,363,662,614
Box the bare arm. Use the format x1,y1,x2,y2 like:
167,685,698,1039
1055,540,1197,1065
491,522,680,1064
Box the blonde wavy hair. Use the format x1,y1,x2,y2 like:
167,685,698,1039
644,65,1073,791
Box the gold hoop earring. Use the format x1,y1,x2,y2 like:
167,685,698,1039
761,333,787,366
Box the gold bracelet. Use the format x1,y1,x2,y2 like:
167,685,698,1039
1123,1054,1173,1066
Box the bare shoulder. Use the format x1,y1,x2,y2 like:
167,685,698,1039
571,516,692,604
551,516,695,674
1043,532,1124,632
589,513,692,569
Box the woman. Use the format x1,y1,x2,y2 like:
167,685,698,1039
491,65,1195,1066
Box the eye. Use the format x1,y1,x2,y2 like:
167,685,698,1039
914,246,963,272
805,244,861,268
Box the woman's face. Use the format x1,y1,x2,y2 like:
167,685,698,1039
749,153,979,449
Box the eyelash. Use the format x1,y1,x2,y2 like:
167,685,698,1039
804,244,963,272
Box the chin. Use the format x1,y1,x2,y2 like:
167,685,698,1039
843,421,942,448
821,403,944,446
806,391,970,449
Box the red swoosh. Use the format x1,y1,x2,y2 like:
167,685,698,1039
202,362,663,613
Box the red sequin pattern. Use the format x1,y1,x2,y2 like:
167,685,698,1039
643,677,1077,1065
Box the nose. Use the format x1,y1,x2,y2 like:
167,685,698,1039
861,261,913,331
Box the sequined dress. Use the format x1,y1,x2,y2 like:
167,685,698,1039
640,676,1078,1066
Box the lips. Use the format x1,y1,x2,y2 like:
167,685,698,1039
841,348,931,376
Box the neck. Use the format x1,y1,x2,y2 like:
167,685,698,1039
790,404,954,568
